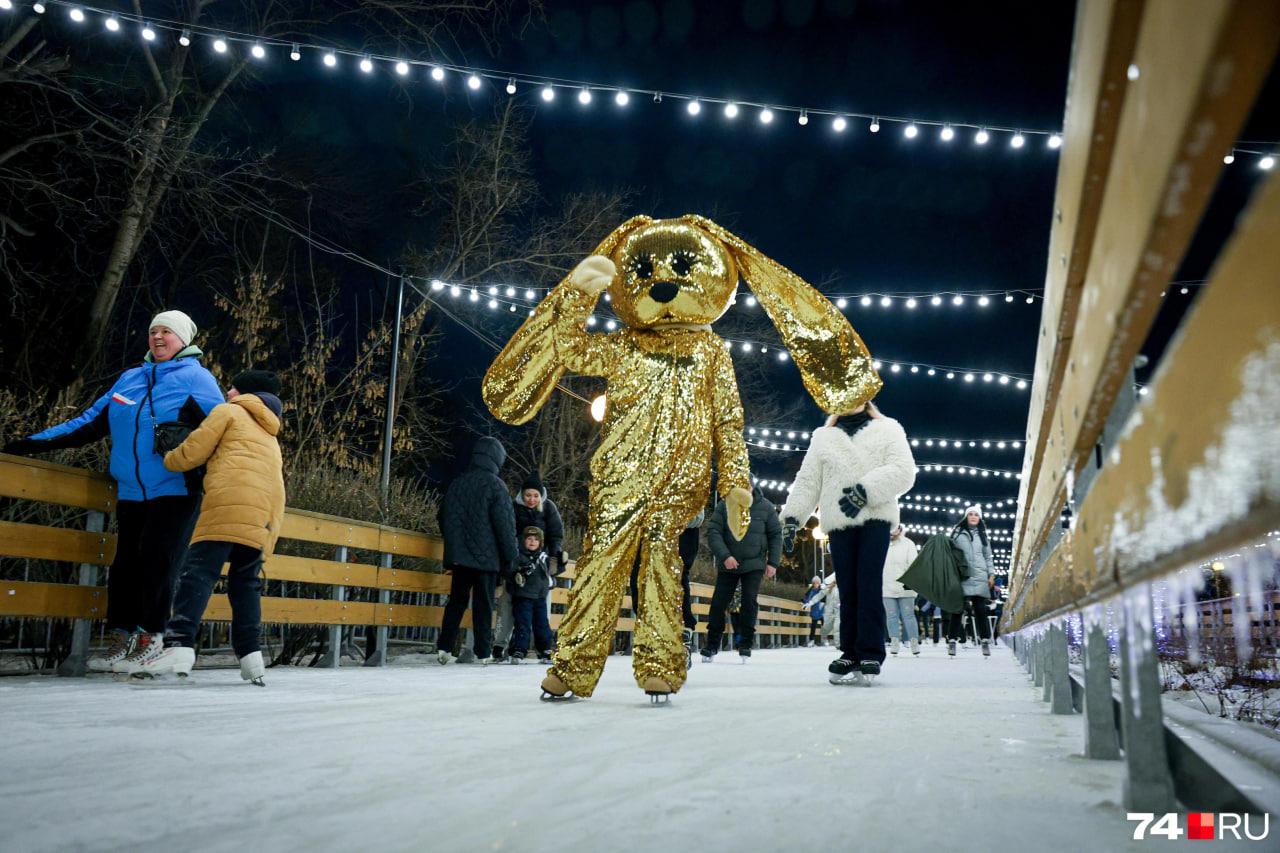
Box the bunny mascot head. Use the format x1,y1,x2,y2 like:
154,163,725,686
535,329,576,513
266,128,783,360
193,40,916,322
483,214,880,700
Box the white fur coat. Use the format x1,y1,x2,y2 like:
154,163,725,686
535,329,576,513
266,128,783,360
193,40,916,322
781,418,916,534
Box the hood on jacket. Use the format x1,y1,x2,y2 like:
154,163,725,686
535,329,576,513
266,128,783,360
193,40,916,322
470,436,507,474
752,486,768,503
233,393,281,436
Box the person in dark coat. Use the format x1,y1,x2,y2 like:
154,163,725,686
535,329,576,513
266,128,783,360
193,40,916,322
699,486,782,661
507,526,554,663
436,436,518,664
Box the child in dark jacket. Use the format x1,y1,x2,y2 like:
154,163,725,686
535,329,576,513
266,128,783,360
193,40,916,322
508,526,554,663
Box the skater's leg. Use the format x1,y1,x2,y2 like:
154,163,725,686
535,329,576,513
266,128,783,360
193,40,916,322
511,597,533,656
436,567,475,655
629,557,641,619
549,497,646,697
852,522,891,664
532,595,553,654
968,596,992,641
677,527,699,631
633,524,688,691
827,529,858,654
737,570,763,651
470,572,497,658
897,598,920,644
945,610,963,641
883,597,901,646
104,501,146,633
703,571,736,651
224,545,265,657
164,540,233,647
135,494,202,633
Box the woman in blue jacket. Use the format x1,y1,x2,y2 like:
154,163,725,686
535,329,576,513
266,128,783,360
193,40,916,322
3,311,223,671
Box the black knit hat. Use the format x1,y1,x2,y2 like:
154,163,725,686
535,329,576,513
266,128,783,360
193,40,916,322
231,370,281,397
520,471,544,494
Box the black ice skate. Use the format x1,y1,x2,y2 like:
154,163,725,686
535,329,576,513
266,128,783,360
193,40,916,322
948,639,958,657
828,656,861,685
683,628,695,667
738,648,751,664
699,647,716,663
858,660,881,685
982,640,991,657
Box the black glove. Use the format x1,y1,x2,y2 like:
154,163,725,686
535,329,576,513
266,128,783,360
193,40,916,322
838,483,868,521
2,439,41,457
782,518,799,554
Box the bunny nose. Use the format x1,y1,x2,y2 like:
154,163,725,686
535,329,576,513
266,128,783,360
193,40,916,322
648,281,680,303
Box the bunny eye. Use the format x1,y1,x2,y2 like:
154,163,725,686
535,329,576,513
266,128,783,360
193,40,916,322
630,255,655,280
670,251,697,277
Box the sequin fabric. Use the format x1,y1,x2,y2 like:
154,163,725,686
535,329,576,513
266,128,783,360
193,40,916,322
482,215,880,696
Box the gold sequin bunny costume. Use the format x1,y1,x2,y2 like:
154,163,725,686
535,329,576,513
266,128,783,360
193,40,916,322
483,215,881,698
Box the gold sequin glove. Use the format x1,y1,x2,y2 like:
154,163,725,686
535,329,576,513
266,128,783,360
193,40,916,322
725,486,753,541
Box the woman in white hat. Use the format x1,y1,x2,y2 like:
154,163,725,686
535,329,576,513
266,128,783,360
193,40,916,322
947,505,996,657
3,310,223,672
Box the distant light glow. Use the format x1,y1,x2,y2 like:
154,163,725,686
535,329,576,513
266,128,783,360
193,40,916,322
975,128,989,145
615,90,629,106
832,116,847,132
541,85,554,101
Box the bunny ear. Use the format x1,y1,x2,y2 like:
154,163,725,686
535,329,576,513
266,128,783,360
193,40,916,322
685,215,882,414
482,215,653,425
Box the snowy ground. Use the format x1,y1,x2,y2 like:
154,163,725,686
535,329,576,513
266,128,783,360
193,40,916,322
0,644,1253,853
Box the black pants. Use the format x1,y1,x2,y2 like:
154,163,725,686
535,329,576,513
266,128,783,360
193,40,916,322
946,596,992,642
511,595,552,656
107,495,201,633
166,540,264,657
629,526,699,631
827,521,892,664
705,570,763,651
437,566,497,658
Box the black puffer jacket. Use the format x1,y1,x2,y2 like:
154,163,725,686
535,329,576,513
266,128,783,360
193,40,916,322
438,437,518,574
513,496,565,563
706,487,782,574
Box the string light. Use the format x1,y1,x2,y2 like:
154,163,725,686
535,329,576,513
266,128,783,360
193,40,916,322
869,118,880,133
251,43,266,60
178,29,190,46
540,84,554,101
759,108,774,124
904,123,919,139
141,23,158,41
290,44,301,61
395,61,409,76
687,100,701,115
213,38,228,54
832,116,847,132
506,78,517,94
68,7,85,23
975,128,989,145
103,16,119,32
615,90,629,106
323,52,337,68
939,125,953,142
431,66,445,82
917,462,1022,479
468,74,482,90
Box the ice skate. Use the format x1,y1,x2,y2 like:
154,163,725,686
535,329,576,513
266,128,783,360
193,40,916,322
910,638,920,656
982,639,991,657
131,645,194,680
682,628,695,667
890,639,900,656
858,660,881,686
642,676,673,705
947,639,957,657
539,673,575,702
239,651,266,686
88,632,135,673
507,651,524,665
112,633,163,675
738,648,751,664
437,650,457,666
536,651,553,665
828,656,862,685
699,647,716,663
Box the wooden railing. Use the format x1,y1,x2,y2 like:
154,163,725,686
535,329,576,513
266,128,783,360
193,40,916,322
0,454,810,669
1001,0,1280,815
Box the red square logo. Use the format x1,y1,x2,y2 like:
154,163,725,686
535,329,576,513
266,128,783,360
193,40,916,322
1188,812,1215,840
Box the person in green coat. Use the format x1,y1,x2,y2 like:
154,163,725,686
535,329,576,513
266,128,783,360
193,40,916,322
699,486,782,662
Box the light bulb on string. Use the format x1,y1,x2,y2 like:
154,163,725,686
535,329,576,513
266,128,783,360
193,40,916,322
1048,134,1062,149
213,38,229,54
290,44,301,61
975,128,989,145
505,78,516,94
251,43,266,60
860,296,872,307
759,108,773,124
1004,293,1014,303
578,87,592,104
468,74,482,90
832,116,847,132
724,103,738,119
880,296,892,308
69,7,85,23
105,17,122,32
905,297,917,309
798,110,808,126
395,61,409,76
869,118,880,133
541,84,554,101
615,90,629,106
359,56,374,73
323,52,337,68
940,125,954,141
525,289,535,300
431,66,445,82
1010,132,1026,149
141,24,156,41
978,295,989,306
930,295,942,306
836,297,848,309
33,2,46,11
1261,156,1276,171
904,123,919,139
687,100,702,115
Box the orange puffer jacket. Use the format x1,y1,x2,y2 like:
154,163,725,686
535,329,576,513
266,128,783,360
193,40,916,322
164,394,286,553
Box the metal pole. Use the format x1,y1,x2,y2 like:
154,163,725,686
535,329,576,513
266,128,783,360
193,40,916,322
380,275,406,503
320,545,348,669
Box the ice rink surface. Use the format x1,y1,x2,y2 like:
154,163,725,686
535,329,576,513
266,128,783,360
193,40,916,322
0,644,1246,852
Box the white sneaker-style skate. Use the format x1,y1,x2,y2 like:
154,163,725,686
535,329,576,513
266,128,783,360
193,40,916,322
910,638,920,656
88,632,135,673
133,645,195,680
112,633,164,674
890,639,900,656
239,651,266,686
437,650,456,665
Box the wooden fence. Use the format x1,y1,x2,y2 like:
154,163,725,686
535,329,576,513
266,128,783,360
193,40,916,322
1000,0,1280,815
0,453,810,671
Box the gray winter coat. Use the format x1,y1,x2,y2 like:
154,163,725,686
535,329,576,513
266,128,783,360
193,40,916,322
950,526,995,598
438,437,518,574
706,488,782,574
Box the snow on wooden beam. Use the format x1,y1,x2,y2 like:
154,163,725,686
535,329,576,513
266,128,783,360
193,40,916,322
1013,0,1280,581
